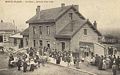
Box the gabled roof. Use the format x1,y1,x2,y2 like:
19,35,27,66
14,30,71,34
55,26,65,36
21,28,29,36
86,20,101,36
55,20,87,39
0,22,16,31
26,5,85,23
55,20,101,39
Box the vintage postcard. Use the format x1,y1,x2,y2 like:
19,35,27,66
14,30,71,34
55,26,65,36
0,0,120,75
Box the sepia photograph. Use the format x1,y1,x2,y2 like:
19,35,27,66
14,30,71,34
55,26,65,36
0,0,120,75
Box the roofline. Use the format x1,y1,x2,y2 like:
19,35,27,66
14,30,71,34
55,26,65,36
72,21,87,37
87,20,102,36
55,5,85,22
26,5,86,24
71,20,102,38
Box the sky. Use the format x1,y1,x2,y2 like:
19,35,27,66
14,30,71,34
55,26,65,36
0,0,120,34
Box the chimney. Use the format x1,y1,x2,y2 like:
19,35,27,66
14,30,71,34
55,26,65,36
93,21,97,29
1,20,3,23
61,3,65,8
73,5,79,11
36,6,40,19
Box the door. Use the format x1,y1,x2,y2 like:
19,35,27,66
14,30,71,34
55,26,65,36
20,39,23,48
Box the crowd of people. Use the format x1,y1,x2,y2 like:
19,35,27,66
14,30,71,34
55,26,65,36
86,54,120,75
8,47,48,72
8,46,120,75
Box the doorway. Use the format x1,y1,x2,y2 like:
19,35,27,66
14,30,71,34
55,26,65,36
61,42,65,51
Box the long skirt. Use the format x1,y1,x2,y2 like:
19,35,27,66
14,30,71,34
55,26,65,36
30,64,34,71
102,63,107,70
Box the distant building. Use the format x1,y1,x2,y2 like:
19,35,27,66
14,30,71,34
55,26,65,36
22,4,105,56
9,33,23,48
21,28,29,48
0,20,16,46
101,34,120,56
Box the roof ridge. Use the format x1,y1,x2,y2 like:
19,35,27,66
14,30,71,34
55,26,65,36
26,5,80,23
41,5,73,11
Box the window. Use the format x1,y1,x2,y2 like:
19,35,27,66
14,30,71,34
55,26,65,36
0,36,3,42
14,38,17,46
33,26,36,34
61,42,65,51
39,40,43,47
84,29,87,35
33,40,36,47
39,26,42,35
69,13,73,20
26,38,28,46
46,26,50,35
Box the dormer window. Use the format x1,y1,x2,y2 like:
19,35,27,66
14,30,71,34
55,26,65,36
84,29,87,35
69,13,73,20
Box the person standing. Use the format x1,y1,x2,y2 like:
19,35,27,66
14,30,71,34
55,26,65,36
102,58,107,70
67,55,71,66
8,54,14,67
29,59,35,71
98,56,103,70
95,54,99,66
76,57,80,69
56,55,61,64
17,58,22,71
115,56,120,70
23,60,27,72
112,63,117,75
73,57,77,65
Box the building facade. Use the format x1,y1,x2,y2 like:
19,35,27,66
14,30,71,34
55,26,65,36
100,34,120,56
9,33,23,48
22,4,105,56
0,20,16,47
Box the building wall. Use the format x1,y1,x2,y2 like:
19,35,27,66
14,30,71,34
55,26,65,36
28,7,85,50
9,37,22,48
29,23,56,49
0,30,15,43
56,39,70,51
56,8,84,34
23,36,29,48
70,23,98,51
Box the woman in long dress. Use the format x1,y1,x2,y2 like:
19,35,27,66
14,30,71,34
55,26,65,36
102,58,107,70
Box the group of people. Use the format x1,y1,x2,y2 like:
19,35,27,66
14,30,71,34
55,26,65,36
8,46,120,75
86,54,120,75
8,47,48,72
